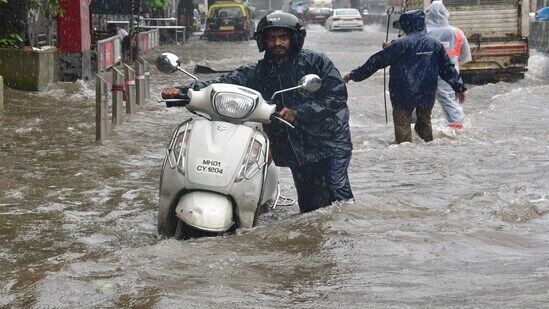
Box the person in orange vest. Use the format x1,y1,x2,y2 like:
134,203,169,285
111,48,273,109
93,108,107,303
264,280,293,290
425,1,471,129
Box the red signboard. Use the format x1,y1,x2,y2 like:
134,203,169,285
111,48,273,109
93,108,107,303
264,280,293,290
140,34,149,53
57,0,91,53
97,38,119,72
105,41,114,69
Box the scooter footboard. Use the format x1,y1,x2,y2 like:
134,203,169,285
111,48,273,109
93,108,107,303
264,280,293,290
175,191,234,232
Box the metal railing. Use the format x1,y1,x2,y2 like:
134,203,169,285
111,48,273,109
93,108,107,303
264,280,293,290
95,59,151,143
138,29,160,54
96,35,122,73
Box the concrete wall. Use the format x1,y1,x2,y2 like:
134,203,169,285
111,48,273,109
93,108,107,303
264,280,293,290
530,21,549,54
0,46,57,91
59,50,92,82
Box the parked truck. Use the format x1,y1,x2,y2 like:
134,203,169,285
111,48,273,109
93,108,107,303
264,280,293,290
405,0,530,82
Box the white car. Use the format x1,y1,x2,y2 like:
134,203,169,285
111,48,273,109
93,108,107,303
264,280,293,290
325,8,363,31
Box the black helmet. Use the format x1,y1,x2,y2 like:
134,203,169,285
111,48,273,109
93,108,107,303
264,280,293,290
253,11,306,53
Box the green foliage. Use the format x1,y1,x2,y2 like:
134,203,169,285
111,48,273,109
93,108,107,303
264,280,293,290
30,0,62,15
149,0,171,11
0,33,24,48
0,0,61,15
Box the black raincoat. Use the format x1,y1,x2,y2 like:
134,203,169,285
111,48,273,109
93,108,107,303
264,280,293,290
349,10,466,109
195,49,353,169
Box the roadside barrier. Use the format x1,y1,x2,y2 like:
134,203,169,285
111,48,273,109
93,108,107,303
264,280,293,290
124,64,137,114
94,58,152,142
95,76,109,142
139,25,186,44
135,61,146,107
96,35,122,73
141,59,151,100
111,68,124,125
95,30,158,74
139,29,160,54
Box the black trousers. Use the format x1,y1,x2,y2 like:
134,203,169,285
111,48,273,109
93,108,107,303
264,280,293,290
290,151,354,213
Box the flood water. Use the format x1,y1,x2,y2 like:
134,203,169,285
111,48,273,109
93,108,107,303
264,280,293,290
1,25,548,307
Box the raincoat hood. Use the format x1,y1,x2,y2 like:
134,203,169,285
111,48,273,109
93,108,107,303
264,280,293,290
425,1,450,27
400,10,426,34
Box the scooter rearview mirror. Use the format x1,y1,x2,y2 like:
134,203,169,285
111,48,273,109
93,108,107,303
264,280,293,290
269,74,322,102
299,74,322,93
156,52,199,83
156,53,180,74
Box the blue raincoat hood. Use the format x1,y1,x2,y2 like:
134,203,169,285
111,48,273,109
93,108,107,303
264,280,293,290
400,10,426,34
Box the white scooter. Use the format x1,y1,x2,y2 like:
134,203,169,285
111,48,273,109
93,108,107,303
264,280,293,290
155,53,322,239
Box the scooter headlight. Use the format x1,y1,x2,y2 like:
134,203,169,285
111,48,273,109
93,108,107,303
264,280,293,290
213,93,255,119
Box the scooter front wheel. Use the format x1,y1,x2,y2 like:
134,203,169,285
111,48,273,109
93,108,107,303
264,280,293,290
175,220,199,240
158,201,177,237
174,220,186,240
174,219,217,240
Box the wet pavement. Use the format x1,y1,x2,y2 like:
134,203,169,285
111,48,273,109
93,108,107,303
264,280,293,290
0,24,548,307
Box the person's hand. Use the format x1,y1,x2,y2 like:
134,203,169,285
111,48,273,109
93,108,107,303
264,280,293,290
342,73,352,83
162,87,181,99
382,41,389,49
279,107,295,124
455,92,465,104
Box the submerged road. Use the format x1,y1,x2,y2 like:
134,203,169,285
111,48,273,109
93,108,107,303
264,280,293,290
0,24,548,307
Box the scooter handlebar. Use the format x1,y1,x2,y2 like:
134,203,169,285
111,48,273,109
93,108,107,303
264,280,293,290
270,115,295,129
158,98,190,107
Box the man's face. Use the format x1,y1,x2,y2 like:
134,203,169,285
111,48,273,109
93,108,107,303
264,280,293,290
265,28,292,58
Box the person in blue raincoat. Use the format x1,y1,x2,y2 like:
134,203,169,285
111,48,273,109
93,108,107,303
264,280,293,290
162,12,354,213
343,10,466,144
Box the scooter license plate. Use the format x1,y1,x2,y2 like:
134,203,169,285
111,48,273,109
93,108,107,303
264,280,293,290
195,158,226,176
220,26,234,31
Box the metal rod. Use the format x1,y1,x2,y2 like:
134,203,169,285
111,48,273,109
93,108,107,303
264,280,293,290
176,67,199,83
112,68,124,125
270,85,302,101
136,60,145,106
383,7,395,124
124,64,136,114
95,75,109,142
140,58,151,100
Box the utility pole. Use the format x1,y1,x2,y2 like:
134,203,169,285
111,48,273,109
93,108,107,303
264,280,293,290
131,0,141,62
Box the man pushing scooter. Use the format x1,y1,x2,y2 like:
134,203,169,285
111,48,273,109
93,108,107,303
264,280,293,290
162,12,354,213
